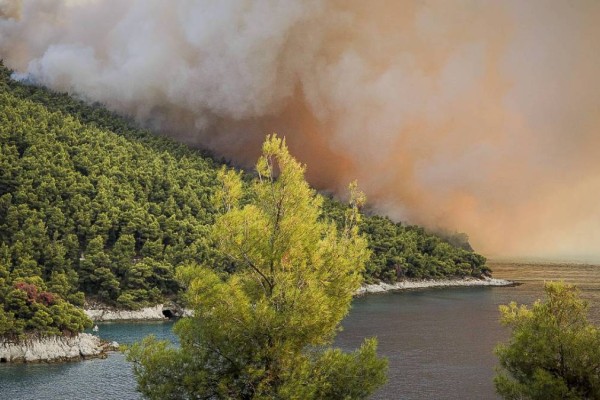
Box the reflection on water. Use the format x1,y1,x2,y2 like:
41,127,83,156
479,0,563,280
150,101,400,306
1,262,599,399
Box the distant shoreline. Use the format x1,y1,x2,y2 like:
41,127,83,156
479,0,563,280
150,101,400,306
356,277,514,296
82,277,515,322
488,259,600,267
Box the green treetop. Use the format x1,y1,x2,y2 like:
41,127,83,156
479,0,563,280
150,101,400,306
128,135,388,399
495,282,600,399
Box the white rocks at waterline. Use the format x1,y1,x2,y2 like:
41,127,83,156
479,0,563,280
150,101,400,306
84,303,193,321
356,277,513,295
85,304,168,322
82,279,512,322
0,333,117,363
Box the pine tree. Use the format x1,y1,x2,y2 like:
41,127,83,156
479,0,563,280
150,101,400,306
495,282,600,399
128,135,388,399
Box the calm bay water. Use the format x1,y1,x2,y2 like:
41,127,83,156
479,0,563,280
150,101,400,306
1,322,176,400
1,262,599,399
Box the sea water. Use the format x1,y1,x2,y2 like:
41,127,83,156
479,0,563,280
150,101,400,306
1,263,599,399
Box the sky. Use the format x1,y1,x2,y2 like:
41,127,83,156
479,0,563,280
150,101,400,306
1,0,599,261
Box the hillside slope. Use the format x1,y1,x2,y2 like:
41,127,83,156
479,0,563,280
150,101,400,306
0,64,488,338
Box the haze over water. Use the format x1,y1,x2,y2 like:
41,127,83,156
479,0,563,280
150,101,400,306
2,262,599,399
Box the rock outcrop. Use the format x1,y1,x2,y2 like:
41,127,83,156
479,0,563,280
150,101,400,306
85,304,168,321
84,303,193,321
0,333,117,363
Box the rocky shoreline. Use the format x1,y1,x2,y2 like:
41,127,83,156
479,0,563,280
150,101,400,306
0,278,512,363
356,276,514,295
85,304,168,321
84,303,192,322
0,333,117,363
84,278,514,321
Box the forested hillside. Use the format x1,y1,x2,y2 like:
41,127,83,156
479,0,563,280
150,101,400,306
0,63,488,339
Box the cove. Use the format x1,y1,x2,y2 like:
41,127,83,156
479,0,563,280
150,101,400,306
1,263,599,399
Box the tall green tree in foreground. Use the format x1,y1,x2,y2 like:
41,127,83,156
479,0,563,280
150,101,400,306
128,135,388,399
495,282,600,399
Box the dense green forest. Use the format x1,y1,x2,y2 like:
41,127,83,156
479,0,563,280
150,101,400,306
0,63,488,339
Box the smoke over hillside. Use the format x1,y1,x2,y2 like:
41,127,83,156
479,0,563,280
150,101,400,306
2,0,599,260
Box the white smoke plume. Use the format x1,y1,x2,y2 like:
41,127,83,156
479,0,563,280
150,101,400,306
1,0,600,261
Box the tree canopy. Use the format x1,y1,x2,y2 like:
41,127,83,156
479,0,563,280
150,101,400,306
495,282,600,399
128,135,388,399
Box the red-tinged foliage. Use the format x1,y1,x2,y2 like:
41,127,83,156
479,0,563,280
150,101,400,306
14,282,39,302
13,283,57,305
38,291,56,306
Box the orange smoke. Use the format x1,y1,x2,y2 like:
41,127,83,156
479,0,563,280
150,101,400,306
1,0,600,261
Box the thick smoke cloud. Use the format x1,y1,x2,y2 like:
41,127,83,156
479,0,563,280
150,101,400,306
2,0,600,261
